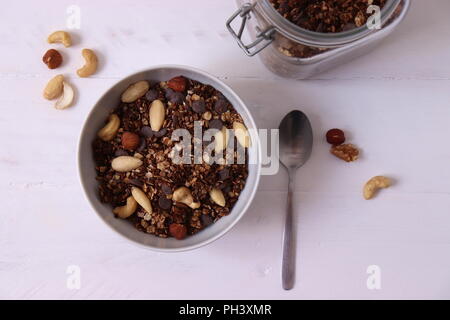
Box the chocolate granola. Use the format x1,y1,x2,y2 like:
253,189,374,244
269,0,387,33
93,76,249,240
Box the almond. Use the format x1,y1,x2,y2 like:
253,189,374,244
149,99,165,132
111,156,143,172
214,127,230,153
233,121,251,148
167,76,186,92
131,187,152,214
121,80,150,103
121,132,140,151
210,188,226,207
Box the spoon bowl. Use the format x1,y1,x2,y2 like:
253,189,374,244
278,110,313,290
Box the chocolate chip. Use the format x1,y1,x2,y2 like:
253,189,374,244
214,99,228,114
161,183,172,195
201,215,213,227
140,126,154,137
173,203,189,215
115,149,129,157
126,179,144,188
145,89,159,101
158,196,172,210
137,138,146,152
222,184,232,193
165,88,184,104
191,100,206,113
165,88,174,98
154,128,167,137
209,119,223,130
171,92,184,104
218,168,230,180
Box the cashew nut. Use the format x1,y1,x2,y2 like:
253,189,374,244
210,188,225,207
43,74,64,100
98,114,120,141
173,187,200,209
47,30,72,47
363,176,392,200
77,49,98,78
121,80,150,103
55,81,74,110
113,196,137,219
131,187,152,214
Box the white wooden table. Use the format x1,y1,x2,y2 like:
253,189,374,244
1,0,450,299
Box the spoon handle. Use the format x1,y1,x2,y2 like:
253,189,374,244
282,174,296,290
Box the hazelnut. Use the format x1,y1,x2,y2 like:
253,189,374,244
326,128,345,145
121,132,140,151
42,49,63,69
167,76,186,92
169,223,187,240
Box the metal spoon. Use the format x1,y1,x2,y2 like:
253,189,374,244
278,110,313,290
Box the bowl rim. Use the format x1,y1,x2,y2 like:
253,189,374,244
77,64,261,252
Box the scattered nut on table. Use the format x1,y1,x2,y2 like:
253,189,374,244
42,49,63,69
77,49,98,78
54,81,75,110
111,156,143,172
121,80,150,103
210,188,226,207
331,143,360,162
149,99,165,131
326,128,346,145
363,176,392,200
47,30,72,47
98,114,120,141
43,74,64,100
173,187,200,209
113,196,138,219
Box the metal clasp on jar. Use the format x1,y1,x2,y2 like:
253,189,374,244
226,3,275,57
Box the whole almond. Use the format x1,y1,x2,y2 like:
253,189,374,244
233,121,251,148
214,127,230,153
131,187,153,214
210,188,225,207
43,74,64,100
149,99,165,132
111,156,143,172
121,80,150,103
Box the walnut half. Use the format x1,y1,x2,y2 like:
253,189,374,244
330,144,360,162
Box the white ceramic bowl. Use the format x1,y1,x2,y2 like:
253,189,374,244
78,65,261,252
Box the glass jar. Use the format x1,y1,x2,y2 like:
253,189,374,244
227,0,410,79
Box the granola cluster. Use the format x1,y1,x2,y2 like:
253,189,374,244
269,0,387,33
93,76,249,240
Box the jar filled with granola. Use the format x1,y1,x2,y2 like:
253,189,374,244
227,0,410,79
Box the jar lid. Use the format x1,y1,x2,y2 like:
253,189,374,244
257,0,403,48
